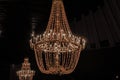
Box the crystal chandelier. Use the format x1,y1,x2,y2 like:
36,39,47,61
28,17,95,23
16,58,35,80
30,0,86,75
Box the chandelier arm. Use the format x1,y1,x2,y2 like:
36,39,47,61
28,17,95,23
45,1,54,32
53,5,56,33
45,52,49,70
61,2,72,34
62,52,78,74
71,48,82,72
49,53,53,67
62,53,66,68
49,53,53,68
67,53,71,68
35,50,45,72
61,52,65,69
36,52,51,74
70,52,76,69
64,53,68,69
59,4,68,33
55,53,60,71
56,4,59,34
65,53,72,70
72,51,80,71
64,52,69,69
68,53,71,68
66,53,71,70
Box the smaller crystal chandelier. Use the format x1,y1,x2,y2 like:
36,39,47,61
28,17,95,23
16,58,35,80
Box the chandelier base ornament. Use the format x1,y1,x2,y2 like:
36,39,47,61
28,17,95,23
30,0,86,75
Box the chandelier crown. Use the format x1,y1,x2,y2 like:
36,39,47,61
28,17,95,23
30,0,86,75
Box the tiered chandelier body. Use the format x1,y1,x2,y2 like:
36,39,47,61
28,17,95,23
16,58,35,80
30,0,86,75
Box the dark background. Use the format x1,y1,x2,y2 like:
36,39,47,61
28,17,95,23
0,0,120,80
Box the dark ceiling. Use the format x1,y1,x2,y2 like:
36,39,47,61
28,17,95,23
5,0,104,20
